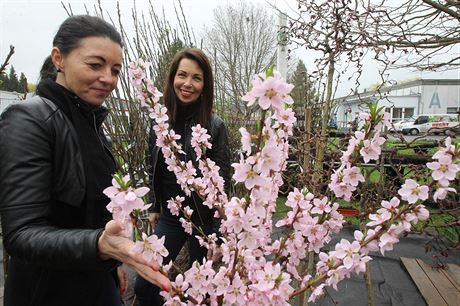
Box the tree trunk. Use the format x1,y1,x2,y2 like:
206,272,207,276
312,56,335,194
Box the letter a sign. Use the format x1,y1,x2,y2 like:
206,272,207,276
429,91,441,108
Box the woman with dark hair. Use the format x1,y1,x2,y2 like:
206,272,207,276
0,15,169,306
134,48,231,305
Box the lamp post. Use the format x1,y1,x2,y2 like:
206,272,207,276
276,12,288,79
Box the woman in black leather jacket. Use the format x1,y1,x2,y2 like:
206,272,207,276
134,48,231,306
0,15,169,306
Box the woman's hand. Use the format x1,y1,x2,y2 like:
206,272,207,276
117,265,128,296
98,220,171,292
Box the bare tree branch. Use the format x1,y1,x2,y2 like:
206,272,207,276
420,0,460,19
0,45,15,76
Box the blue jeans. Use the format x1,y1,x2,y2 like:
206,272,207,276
134,216,213,306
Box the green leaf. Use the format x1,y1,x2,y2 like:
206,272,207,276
266,65,275,78
134,227,142,241
443,227,459,243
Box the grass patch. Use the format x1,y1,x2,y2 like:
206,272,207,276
274,196,288,218
412,208,459,244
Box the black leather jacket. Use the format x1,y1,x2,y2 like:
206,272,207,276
0,95,118,305
148,113,231,225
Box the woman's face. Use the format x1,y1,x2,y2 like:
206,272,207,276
173,58,204,105
53,36,122,106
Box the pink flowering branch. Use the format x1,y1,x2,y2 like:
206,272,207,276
103,173,169,265
100,60,460,305
129,60,228,220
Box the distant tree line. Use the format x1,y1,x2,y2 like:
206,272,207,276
0,66,28,93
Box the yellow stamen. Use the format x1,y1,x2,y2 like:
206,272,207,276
265,88,276,98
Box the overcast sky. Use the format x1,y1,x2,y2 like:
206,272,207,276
0,0,233,84
1,0,459,97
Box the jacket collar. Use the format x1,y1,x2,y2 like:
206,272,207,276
36,79,109,128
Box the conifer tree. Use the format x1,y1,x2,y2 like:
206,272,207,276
0,73,8,91
289,60,317,122
18,73,28,93
6,66,19,92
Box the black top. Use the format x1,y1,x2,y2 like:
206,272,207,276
36,80,116,228
0,80,120,306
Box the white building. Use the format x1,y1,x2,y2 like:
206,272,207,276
335,79,460,128
0,90,30,114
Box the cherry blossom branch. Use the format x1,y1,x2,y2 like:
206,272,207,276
101,60,460,305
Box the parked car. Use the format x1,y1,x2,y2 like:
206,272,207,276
390,117,416,133
402,114,459,135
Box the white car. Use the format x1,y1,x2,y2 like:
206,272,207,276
390,118,415,133
402,114,459,135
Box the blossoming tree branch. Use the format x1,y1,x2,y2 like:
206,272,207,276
102,60,459,305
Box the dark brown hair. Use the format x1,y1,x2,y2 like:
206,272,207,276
164,48,214,127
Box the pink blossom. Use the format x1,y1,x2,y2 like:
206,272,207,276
342,166,365,187
359,112,371,123
378,110,392,129
317,252,335,274
398,179,429,204
381,197,400,212
250,263,281,291
355,229,379,255
128,60,148,83
232,157,267,189
179,218,193,235
172,274,189,294
175,161,196,186
226,274,247,305
257,144,283,175
242,72,294,111
106,199,130,223
432,137,456,160
433,186,457,202
191,125,212,159
274,108,296,127
239,127,252,154
367,209,391,227
153,121,169,137
103,185,120,198
353,130,366,142
103,175,151,222
378,224,403,255
334,239,361,269
144,79,163,103
311,196,331,214
237,228,264,250
412,205,430,221
329,181,355,201
166,196,184,216
371,132,386,146
130,233,168,265
308,284,325,303
359,139,381,163
427,155,458,181
211,267,231,296
151,104,168,123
